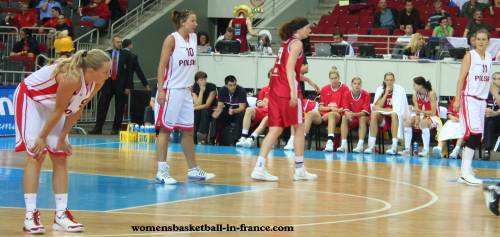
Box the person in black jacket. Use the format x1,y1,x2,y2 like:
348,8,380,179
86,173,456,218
121,38,150,90
374,0,399,32
10,29,39,58
398,0,422,30
89,35,133,134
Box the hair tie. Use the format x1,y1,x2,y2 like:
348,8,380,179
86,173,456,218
82,50,88,57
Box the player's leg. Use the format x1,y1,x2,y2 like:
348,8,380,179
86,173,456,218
23,155,46,234
386,112,400,154
237,108,256,146
325,112,340,151
338,115,349,152
354,115,368,152
293,123,317,181
365,111,383,153
155,89,177,184
418,117,431,156
400,116,415,155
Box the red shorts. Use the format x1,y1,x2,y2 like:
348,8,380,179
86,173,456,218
268,96,303,128
254,107,268,122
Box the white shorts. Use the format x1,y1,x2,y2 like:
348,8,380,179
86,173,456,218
438,120,464,141
460,95,486,139
155,88,194,132
14,84,69,157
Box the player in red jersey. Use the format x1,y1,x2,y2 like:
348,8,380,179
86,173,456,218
236,69,272,148
251,17,318,182
337,77,371,153
318,67,349,151
400,77,439,157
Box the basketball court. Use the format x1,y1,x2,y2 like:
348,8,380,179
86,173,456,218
1,136,500,236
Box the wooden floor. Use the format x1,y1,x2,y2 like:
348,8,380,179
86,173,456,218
1,137,500,236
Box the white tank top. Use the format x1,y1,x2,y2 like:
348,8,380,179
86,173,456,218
464,50,492,99
163,32,197,89
24,64,95,116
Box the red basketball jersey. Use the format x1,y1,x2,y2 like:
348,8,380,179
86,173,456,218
257,86,270,101
269,37,304,99
448,96,459,117
320,84,349,109
342,89,371,114
383,92,393,109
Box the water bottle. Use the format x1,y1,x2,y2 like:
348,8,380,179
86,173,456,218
412,142,419,156
140,125,145,133
134,124,139,133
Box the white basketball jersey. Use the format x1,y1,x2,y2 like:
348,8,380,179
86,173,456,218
163,32,197,89
23,64,95,115
464,50,492,99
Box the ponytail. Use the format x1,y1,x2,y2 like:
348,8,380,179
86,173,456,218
413,76,432,91
52,49,111,79
278,17,309,41
172,10,194,30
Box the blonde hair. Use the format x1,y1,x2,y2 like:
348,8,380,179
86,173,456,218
51,49,111,78
329,66,340,78
405,33,423,54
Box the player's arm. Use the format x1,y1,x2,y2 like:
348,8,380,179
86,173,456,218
423,91,438,116
454,52,471,111
156,35,174,105
411,94,420,113
246,18,258,36
374,92,389,111
301,75,320,93
234,102,247,114
286,40,302,104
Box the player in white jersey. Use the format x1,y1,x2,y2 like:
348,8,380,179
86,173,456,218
155,10,215,184
454,29,500,186
14,49,111,234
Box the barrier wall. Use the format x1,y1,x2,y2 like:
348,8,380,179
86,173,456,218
0,86,16,136
197,54,500,96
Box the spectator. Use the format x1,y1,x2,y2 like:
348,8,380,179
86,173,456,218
484,72,500,158
432,17,454,37
105,0,125,21
461,0,494,20
197,32,212,53
4,3,37,28
393,25,414,54
426,0,451,30
143,83,157,126
121,39,150,90
399,0,422,30
256,31,273,55
42,7,71,28
229,5,258,52
53,14,73,37
332,33,355,57
212,75,247,145
10,29,39,58
374,0,399,32
403,33,427,59
495,0,500,7
80,0,111,28
463,10,497,37
215,27,235,52
89,35,133,135
236,70,272,148
53,30,73,57
192,71,217,144
37,0,62,23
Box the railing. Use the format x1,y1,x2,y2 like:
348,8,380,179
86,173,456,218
0,26,19,59
253,0,288,27
73,28,100,51
0,70,31,85
110,0,171,38
35,54,51,70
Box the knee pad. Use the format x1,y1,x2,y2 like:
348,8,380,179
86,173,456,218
465,134,481,149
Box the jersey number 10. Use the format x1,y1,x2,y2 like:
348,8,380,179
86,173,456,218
186,48,194,56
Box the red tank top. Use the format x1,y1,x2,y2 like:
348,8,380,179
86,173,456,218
231,18,248,52
383,92,393,109
269,37,304,99
416,91,437,115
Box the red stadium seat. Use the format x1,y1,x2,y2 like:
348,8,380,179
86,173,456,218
371,28,390,35
453,17,468,28
393,29,405,36
358,15,374,28
417,29,433,37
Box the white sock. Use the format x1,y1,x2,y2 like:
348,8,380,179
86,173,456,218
256,156,266,168
295,156,304,168
250,132,258,139
328,133,334,138
287,137,294,144
242,129,249,136
357,139,364,147
404,127,413,150
341,139,347,147
392,138,398,149
421,128,430,151
24,193,37,212
368,136,376,147
158,162,168,171
461,147,474,175
55,193,68,212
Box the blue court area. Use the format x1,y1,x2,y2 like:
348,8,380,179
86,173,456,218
1,136,500,211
